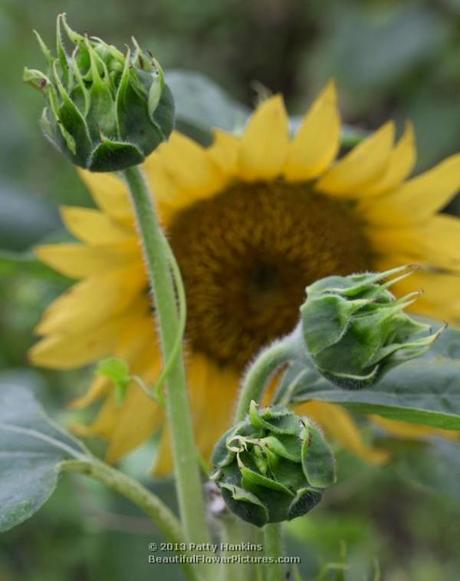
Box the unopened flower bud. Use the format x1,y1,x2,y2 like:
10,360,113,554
211,402,336,527
301,265,443,389
24,14,174,172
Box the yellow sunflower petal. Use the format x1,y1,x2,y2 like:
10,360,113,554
316,121,395,197
208,129,240,176
187,354,239,460
78,392,120,439
362,153,460,225
369,215,460,273
106,379,164,463
60,206,135,245
78,169,133,224
362,122,416,197
296,400,389,464
35,265,146,335
29,314,128,369
36,243,138,279
153,132,227,201
238,95,290,181
116,316,156,364
371,416,460,442
143,154,199,228
367,227,420,259
69,314,155,410
416,215,460,271
69,375,111,410
284,81,340,181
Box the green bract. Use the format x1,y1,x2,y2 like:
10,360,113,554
24,14,174,172
211,402,336,527
301,265,443,390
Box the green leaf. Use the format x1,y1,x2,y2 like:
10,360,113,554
240,463,293,495
393,438,460,503
88,139,144,172
249,402,302,435
220,483,268,527
0,249,66,280
302,424,337,488
166,70,249,139
291,322,460,430
0,385,88,532
97,357,130,386
288,487,322,521
97,356,131,403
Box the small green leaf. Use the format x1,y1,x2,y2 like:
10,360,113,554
240,463,293,495
249,402,302,435
220,483,268,527
97,357,131,403
301,424,337,488
97,357,130,385
288,487,322,521
300,294,367,355
261,435,302,463
88,139,144,172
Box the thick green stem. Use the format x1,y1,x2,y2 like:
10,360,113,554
219,516,262,581
234,336,295,423
123,166,209,545
264,523,285,581
231,336,294,581
61,459,198,581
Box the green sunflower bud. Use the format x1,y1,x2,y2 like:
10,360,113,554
300,265,443,390
211,401,336,527
24,14,174,172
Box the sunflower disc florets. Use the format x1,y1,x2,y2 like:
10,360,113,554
211,402,336,527
24,14,174,172
300,265,443,390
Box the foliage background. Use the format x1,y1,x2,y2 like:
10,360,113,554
1,0,460,579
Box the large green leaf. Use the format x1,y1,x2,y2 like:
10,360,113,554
393,438,460,503
166,69,249,142
0,384,88,532
288,325,460,429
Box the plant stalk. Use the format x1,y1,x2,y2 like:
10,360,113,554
264,523,285,581
234,336,294,423
124,166,209,545
61,459,198,581
219,516,263,581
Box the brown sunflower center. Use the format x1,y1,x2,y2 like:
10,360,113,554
168,180,372,370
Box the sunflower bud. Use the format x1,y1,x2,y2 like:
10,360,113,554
211,401,336,527
24,14,174,172
300,265,442,390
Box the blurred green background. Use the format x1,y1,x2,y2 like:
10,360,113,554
2,0,460,579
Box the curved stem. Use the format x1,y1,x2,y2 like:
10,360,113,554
234,336,295,423
123,166,209,545
148,237,188,399
61,459,199,580
264,523,284,581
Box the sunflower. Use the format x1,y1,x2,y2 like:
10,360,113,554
30,82,460,473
